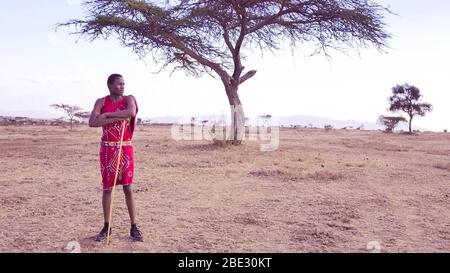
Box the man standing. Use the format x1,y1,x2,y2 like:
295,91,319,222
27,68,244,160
89,74,143,242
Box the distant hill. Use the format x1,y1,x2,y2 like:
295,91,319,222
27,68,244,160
0,110,60,120
278,115,428,131
0,111,430,132
141,114,429,132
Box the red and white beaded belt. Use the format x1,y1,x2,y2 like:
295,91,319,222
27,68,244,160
101,141,133,147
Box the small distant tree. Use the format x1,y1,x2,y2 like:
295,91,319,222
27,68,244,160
377,115,407,133
200,120,209,136
51,117,66,126
50,103,89,130
258,115,272,127
75,111,90,124
189,117,196,139
388,84,432,133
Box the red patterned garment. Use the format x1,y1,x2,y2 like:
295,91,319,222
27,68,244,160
99,95,138,190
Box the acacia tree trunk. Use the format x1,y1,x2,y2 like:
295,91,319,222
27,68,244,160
409,115,413,134
225,85,245,145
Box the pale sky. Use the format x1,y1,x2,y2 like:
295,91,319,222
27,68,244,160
0,0,449,131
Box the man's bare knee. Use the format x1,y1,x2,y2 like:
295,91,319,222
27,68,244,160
123,185,133,196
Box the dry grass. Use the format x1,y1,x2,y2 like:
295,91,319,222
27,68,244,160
1,125,450,253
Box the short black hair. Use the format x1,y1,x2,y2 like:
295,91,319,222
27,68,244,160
107,74,123,85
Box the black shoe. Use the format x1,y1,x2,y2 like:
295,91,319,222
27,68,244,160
130,225,144,242
95,226,112,242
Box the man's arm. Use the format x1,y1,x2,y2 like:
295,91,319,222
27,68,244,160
103,96,137,119
88,98,130,128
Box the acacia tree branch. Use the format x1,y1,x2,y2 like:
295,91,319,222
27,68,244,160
222,25,236,53
60,0,391,88
239,70,257,85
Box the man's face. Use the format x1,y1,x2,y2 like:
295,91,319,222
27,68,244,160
108,77,125,96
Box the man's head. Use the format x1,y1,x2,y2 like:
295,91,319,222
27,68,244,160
107,74,124,96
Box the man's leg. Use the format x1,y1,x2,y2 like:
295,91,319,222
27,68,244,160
123,185,137,224
103,189,112,223
95,189,112,241
123,185,143,241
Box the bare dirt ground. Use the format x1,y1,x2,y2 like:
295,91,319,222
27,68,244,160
1,125,449,253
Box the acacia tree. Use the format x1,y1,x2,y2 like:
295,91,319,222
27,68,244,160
388,84,432,133
50,103,90,130
377,115,406,133
75,111,91,122
61,0,391,144
259,114,272,127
